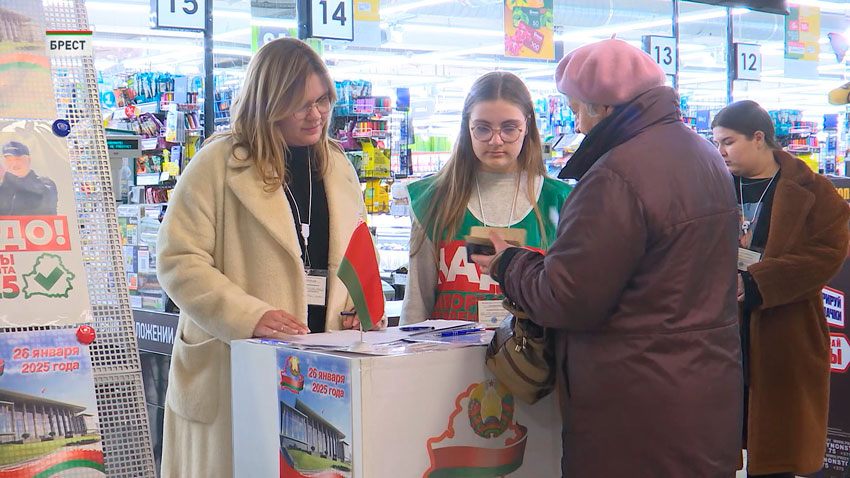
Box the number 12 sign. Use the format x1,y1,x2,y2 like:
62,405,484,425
302,0,354,41
735,43,761,81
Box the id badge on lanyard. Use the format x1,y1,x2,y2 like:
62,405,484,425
305,269,328,306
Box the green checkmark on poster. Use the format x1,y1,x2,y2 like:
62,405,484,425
22,254,76,299
34,267,63,290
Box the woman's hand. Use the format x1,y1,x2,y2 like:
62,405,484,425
471,231,511,276
341,310,360,330
253,309,310,337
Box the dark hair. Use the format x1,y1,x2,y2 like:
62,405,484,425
711,100,780,150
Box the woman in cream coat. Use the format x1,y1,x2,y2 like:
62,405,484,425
156,38,371,477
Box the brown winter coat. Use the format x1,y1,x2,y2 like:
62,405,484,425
744,150,850,475
499,86,743,477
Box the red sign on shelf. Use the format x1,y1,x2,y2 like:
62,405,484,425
832,333,850,373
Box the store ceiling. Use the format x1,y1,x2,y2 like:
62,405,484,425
86,0,850,132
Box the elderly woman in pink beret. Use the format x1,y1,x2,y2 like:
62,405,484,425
473,39,744,476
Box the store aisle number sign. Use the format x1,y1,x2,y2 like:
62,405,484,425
308,0,354,40
643,35,677,76
152,0,206,31
735,43,762,81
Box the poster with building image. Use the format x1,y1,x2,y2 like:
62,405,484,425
0,119,91,326
0,329,103,476
0,0,56,120
277,349,353,478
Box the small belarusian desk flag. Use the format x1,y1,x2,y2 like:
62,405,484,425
336,221,384,331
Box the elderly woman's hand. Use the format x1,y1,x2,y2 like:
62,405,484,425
471,231,511,276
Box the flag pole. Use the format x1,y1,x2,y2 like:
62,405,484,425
349,317,372,353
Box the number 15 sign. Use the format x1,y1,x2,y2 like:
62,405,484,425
298,0,354,41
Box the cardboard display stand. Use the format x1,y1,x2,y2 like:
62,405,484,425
232,340,562,477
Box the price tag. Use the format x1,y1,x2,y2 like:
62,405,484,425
735,43,761,81
152,0,205,31
137,249,151,274
642,35,677,76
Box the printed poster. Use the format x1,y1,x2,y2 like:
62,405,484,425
0,329,104,477
0,0,56,120
784,5,820,79
0,120,91,326
277,349,353,478
503,0,554,60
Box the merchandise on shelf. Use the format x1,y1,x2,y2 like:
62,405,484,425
118,204,171,312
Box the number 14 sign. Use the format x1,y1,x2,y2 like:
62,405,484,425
300,0,354,41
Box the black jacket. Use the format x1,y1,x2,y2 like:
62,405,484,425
0,170,58,216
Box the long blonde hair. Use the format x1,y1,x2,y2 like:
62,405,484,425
412,71,548,258
208,38,340,191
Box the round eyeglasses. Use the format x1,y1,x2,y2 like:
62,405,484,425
470,124,525,143
294,96,332,119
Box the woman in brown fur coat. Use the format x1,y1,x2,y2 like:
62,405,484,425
712,100,850,478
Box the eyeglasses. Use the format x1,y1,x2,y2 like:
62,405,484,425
470,124,525,143
293,96,332,119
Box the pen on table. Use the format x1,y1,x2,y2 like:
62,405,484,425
399,325,435,332
407,323,476,337
439,328,484,337
340,311,357,316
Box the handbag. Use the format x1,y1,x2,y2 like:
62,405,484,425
485,299,555,405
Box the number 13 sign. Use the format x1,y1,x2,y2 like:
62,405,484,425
642,35,677,76
300,0,354,41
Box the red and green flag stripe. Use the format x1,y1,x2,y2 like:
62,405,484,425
0,448,104,477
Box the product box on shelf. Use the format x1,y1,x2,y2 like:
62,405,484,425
117,204,170,311
139,272,168,311
117,204,142,245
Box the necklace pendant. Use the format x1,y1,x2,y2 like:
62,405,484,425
741,220,751,234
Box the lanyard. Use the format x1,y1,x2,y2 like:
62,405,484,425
475,174,520,227
284,157,313,267
739,170,778,236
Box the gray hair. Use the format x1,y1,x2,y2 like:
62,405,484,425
566,97,602,118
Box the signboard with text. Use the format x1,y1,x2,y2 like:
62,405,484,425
0,120,91,327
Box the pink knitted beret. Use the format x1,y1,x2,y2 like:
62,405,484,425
555,39,667,106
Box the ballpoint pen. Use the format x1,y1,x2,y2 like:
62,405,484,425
407,323,476,337
439,328,484,337
399,325,435,332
